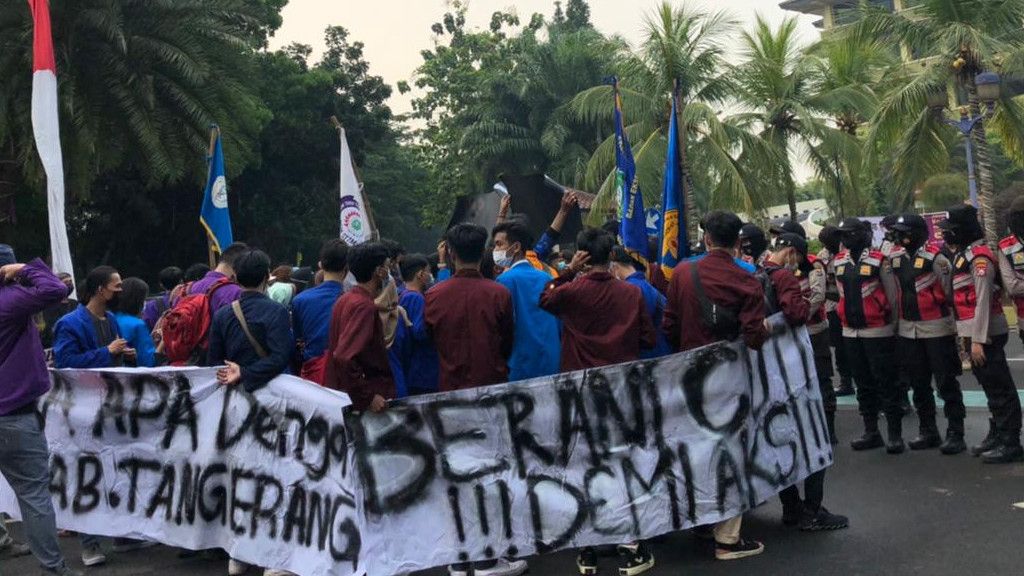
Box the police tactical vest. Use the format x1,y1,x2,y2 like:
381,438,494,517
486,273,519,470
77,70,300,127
890,244,948,322
834,249,890,330
951,243,1003,322
999,235,1024,318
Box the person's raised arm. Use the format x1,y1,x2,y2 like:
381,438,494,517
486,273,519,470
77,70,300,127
0,260,69,322
535,192,578,259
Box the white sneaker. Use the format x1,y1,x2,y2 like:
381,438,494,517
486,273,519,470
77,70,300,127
81,544,107,567
449,559,528,576
228,559,251,575
263,570,296,576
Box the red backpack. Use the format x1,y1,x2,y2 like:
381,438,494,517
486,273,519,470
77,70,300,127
159,278,233,366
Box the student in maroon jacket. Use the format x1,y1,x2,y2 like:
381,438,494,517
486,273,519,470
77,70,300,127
540,228,656,372
323,242,395,413
426,223,516,392
539,227,655,576
425,222,526,576
664,210,767,562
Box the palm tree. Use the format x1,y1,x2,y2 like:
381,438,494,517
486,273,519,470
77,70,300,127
0,0,269,195
856,0,1024,242
730,16,866,222
569,2,775,235
804,28,895,217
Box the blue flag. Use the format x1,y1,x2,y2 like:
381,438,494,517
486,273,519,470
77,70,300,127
660,86,688,280
200,129,234,253
613,78,647,264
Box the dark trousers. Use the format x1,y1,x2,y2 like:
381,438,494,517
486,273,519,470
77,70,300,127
898,335,965,432
843,335,901,422
827,311,852,381
780,331,835,513
811,331,837,414
780,470,825,512
973,333,1022,446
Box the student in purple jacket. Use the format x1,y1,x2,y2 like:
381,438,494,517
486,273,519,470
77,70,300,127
0,244,82,576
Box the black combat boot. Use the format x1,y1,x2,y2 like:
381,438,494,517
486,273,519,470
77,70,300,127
850,417,884,451
970,419,999,457
981,444,1024,464
908,416,942,451
939,420,966,455
886,418,906,455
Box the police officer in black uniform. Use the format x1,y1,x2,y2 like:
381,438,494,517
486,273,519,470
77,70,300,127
888,214,966,455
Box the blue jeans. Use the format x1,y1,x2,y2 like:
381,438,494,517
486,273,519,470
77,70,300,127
0,411,65,570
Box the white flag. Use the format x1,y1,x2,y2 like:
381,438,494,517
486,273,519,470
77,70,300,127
29,0,75,289
338,128,372,246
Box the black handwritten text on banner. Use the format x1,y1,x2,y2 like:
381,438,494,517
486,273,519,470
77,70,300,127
354,325,831,574
0,326,830,576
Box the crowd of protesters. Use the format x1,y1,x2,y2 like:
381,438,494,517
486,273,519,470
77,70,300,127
3,194,1024,576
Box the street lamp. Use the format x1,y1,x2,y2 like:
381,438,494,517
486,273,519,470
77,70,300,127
928,72,1002,209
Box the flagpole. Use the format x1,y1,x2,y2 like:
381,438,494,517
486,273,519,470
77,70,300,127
331,116,380,241
673,80,698,247
205,125,220,268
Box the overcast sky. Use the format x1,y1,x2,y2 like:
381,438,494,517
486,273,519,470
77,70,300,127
271,0,823,116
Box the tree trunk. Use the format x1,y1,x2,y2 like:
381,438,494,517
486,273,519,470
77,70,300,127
967,85,999,246
781,146,798,221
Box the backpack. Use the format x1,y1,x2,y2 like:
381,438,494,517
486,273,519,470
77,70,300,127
690,262,740,341
159,278,233,366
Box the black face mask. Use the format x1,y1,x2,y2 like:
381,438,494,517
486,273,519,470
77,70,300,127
842,232,869,255
107,293,120,309
942,228,961,248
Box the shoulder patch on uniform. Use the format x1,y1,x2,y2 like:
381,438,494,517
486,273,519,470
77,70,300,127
975,258,990,277
892,257,902,268
1000,236,1023,255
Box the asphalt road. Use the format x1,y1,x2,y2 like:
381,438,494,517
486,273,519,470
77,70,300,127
4,339,1024,576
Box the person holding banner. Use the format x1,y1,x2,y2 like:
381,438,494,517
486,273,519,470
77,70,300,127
540,227,656,576
426,223,524,576
323,242,395,413
0,246,82,576
766,234,849,532
663,211,767,561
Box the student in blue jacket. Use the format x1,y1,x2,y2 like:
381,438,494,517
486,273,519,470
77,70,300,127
52,265,141,567
53,266,134,370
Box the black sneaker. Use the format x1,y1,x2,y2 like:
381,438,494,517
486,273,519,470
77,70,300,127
850,432,884,451
799,507,849,531
886,437,906,455
981,445,1024,464
715,539,765,561
577,547,598,576
617,542,654,576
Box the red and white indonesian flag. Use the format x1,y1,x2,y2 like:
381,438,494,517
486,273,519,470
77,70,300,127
338,128,373,246
29,0,75,284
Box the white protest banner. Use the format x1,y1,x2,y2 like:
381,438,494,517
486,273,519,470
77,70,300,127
352,323,831,574
0,369,359,576
0,325,831,576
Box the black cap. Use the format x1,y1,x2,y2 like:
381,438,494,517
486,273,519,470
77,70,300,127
892,213,926,233
837,218,866,233
769,220,807,239
775,233,808,256
739,224,768,258
937,205,978,230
